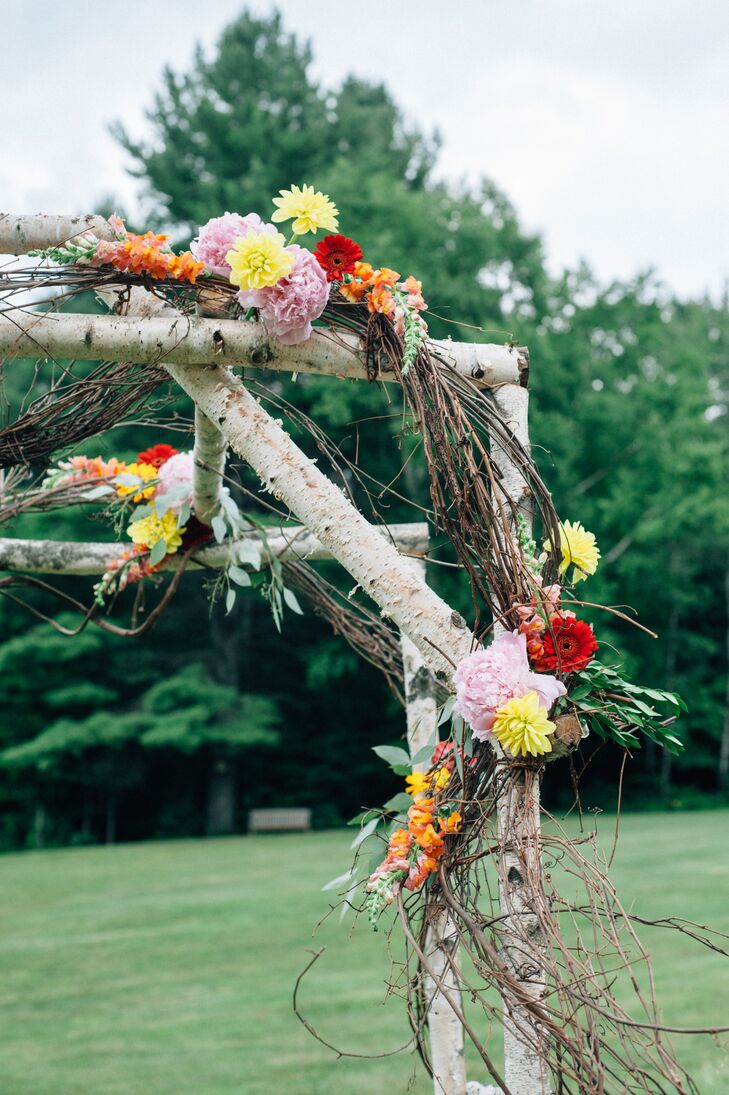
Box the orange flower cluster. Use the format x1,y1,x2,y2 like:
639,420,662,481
57,454,128,482
95,232,204,283
340,262,400,314
367,787,462,925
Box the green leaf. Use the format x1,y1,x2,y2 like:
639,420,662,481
410,743,434,766
212,516,227,544
350,816,379,849
372,744,411,768
225,588,236,614
228,565,251,587
283,587,304,615
148,539,167,566
382,792,413,812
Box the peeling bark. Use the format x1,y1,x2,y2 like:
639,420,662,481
0,309,526,388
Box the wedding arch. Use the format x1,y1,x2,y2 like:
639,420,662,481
0,202,724,1095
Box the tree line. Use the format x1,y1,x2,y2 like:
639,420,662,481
1,10,727,848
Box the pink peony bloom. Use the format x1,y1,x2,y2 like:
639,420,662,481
238,245,329,345
453,631,566,742
191,213,275,277
157,451,194,512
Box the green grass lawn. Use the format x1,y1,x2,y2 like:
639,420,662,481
0,812,728,1094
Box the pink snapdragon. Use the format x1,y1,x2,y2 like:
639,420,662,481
191,213,275,277
238,245,329,345
453,631,566,741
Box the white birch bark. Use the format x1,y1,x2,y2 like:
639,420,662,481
161,359,473,681
0,309,526,387
0,523,430,576
489,385,550,1095
0,213,116,253
191,303,228,526
402,558,467,1095
192,404,227,525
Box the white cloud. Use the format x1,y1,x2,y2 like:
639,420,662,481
1,0,727,298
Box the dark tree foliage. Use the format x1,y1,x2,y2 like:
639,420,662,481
1,9,728,848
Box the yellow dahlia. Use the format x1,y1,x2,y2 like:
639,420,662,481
492,691,555,758
546,520,600,583
127,510,185,555
271,184,339,235
225,229,294,290
116,462,158,502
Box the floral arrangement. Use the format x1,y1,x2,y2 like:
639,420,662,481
29,185,428,372
357,517,684,929
43,444,199,600
191,184,428,368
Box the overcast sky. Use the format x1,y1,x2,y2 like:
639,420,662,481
3,0,727,299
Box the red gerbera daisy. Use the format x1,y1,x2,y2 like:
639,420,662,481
533,615,598,674
313,234,364,282
137,443,178,469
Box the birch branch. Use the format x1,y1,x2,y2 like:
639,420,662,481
0,214,116,253
402,558,467,1095
489,384,548,1095
0,522,431,577
0,309,527,388
160,360,473,681
192,302,228,526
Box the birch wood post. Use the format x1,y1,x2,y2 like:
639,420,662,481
489,385,550,1095
192,303,228,526
401,557,467,1095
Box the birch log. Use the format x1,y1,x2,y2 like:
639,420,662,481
0,213,116,253
0,310,527,388
402,558,467,1095
489,385,550,1095
192,303,228,526
0,523,430,576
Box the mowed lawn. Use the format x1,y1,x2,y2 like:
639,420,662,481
1,813,728,1095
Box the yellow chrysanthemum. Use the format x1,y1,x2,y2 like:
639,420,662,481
127,510,185,555
225,229,294,290
116,462,158,502
271,184,339,235
545,519,600,584
492,692,555,758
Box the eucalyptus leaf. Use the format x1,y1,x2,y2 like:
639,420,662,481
372,744,411,768
212,516,227,544
228,565,251,587
283,587,304,615
148,539,167,566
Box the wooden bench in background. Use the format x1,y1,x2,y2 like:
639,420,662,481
247,807,312,833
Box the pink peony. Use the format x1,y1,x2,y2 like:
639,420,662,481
238,245,329,345
157,451,194,512
453,631,566,742
191,213,275,277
